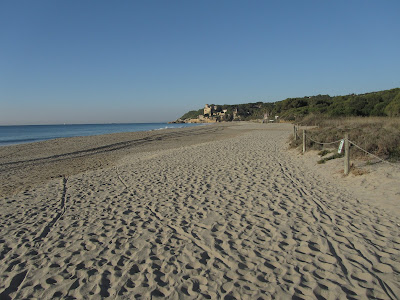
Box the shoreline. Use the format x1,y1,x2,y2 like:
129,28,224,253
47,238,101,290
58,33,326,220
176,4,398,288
0,123,244,197
0,122,208,147
1,123,399,299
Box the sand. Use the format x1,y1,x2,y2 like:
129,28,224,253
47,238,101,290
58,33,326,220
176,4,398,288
0,124,243,197
0,123,399,299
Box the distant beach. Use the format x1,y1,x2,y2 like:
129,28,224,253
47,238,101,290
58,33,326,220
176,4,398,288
0,123,205,146
0,123,399,299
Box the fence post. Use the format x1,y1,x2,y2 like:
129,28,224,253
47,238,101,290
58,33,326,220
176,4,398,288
344,133,350,175
303,129,306,154
294,125,297,140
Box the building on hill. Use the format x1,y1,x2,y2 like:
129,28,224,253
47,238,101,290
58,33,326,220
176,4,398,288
233,108,239,120
263,112,269,123
199,104,229,122
204,104,212,117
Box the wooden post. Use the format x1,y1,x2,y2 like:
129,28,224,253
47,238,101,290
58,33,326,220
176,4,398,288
303,129,306,154
294,125,297,140
344,133,350,175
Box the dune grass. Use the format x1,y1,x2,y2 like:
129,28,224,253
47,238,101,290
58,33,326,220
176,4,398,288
290,116,400,161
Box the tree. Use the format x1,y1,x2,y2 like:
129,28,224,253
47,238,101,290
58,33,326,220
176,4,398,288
384,91,400,117
180,109,203,120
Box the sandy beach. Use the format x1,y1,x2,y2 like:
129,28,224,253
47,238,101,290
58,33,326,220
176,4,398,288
0,122,399,299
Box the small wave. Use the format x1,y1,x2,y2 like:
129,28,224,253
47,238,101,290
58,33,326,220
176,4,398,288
153,125,179,131
0,123,206,146
0,137,46,146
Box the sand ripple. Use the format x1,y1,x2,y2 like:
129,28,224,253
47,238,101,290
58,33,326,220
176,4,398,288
0,123,399,299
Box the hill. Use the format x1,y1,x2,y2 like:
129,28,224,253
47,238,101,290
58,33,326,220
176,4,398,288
178,88,400,122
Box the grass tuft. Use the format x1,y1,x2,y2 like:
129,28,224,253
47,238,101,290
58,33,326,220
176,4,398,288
317,153,343,164
318,150,331,157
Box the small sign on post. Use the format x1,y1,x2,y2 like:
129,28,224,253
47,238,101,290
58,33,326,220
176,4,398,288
338,139,344,154
344,133,350,175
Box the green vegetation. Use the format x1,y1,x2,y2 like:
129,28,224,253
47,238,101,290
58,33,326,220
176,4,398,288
179,88,400,121
233,102,275,120
180,109,204,120
318,150,331,157
317,153,343,164
274,88,400,120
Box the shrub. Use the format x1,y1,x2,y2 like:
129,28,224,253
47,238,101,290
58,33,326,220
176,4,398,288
290,117,400,161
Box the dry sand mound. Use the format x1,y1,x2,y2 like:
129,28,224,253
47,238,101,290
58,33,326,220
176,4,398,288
0,123,399,299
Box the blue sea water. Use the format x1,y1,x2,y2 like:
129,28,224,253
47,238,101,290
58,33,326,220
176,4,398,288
0,123,204,146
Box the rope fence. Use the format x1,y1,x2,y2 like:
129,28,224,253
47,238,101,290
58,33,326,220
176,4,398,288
306,135,342,145
293,125,399,174
348,140,399,168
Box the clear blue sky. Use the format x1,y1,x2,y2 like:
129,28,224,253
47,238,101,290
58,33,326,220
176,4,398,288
1,1,399,125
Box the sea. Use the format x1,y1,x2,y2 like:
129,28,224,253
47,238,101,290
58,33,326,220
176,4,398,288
0,123,204,147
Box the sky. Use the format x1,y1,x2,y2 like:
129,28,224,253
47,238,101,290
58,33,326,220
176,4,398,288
1,1,400,125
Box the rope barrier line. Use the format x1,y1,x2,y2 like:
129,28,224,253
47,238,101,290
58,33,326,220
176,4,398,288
306,135,342,145
348,140,399,168
302,129,399,168
305,134,399,168
299,126,399,171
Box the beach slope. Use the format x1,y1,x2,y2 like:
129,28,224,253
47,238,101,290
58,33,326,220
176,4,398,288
0,123,399,299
